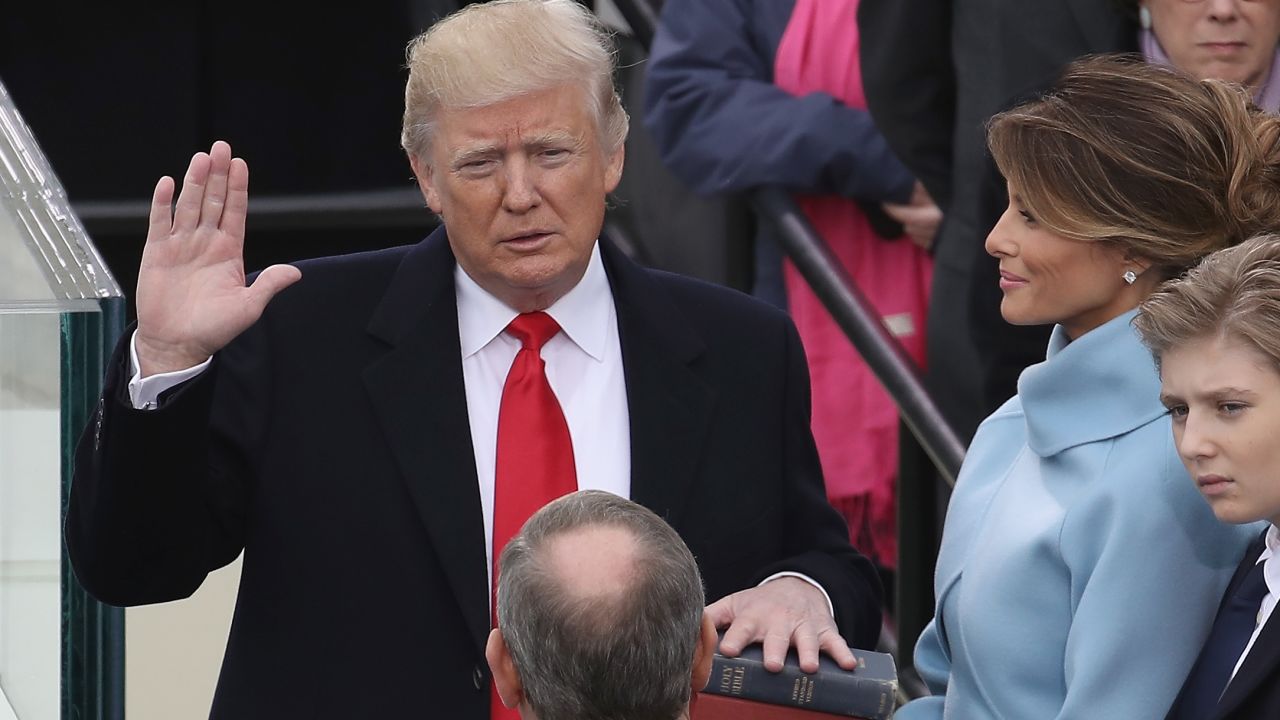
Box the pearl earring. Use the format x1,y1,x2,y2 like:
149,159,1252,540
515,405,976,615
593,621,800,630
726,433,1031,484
1123,270,1137,285
1139,5,1152,30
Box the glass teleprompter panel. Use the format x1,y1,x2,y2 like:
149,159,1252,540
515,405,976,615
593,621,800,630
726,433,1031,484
0,79,119,311
0,76,123,719
0,312,60,720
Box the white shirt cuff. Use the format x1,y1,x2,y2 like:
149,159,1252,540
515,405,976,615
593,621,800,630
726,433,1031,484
127,331,213,410
759,571,835,620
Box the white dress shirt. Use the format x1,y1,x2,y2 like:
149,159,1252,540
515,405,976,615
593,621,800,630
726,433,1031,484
1231,523,1279,681
127,240,829,612
455,243,630,589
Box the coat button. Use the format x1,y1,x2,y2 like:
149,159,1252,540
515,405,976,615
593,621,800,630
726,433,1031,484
472,665,485,690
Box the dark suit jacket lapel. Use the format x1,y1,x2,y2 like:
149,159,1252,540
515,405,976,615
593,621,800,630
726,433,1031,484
601,240,715,530
1214,532,1275,719
362,227,491,657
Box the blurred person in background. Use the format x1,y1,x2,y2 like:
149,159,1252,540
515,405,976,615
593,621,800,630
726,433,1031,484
645,0,938,589
1138,0,1280,111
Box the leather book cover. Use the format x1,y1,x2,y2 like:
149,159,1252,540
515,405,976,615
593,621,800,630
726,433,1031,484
702,631,897,719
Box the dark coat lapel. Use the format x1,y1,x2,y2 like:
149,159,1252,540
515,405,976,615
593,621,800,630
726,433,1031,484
1214,532,1276,719
600,240,715,530
361,227,490,657
357,232,718,654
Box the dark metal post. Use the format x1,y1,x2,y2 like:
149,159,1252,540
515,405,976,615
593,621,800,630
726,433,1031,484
62,297,127,720
753,188,965,483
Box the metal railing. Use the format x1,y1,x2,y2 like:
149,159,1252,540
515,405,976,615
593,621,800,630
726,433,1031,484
753,188,965,482
611,0,963,700
74,187,431,235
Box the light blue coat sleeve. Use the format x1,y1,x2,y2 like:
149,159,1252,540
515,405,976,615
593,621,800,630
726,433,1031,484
894,617,947,719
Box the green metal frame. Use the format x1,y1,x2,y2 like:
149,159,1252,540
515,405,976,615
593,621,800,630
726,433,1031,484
60,297,126,720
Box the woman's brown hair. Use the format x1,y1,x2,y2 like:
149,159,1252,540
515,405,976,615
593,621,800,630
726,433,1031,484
988,55,1280,278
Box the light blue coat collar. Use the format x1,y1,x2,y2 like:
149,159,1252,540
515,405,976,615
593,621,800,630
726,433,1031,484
1018,310,1166,457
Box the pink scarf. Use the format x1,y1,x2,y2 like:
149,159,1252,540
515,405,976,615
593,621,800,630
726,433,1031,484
773,0,932,569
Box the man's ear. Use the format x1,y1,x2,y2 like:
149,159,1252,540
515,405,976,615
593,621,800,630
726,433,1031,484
485,628,525,709
690,611,718,693
408,153,442,214
603,145,624,195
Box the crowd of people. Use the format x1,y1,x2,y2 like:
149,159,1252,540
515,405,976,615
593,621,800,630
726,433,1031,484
57,0,1280,718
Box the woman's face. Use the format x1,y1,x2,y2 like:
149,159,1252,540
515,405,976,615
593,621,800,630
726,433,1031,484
1147,0,1280,90
984,185,1146,340
1160,334,1280,527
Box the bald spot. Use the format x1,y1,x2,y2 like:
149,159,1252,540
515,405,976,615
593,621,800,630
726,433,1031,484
543,525,640,602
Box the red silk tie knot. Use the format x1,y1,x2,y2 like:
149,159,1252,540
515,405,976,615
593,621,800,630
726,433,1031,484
505,311,562,352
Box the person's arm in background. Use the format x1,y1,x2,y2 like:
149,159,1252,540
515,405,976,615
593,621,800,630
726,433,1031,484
642,0,914,204
858,0,955,212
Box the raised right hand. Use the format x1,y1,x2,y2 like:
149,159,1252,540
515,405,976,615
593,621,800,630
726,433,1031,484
134,141,302,377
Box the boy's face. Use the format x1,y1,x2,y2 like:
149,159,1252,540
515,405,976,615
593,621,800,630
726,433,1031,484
1161,334,1280,527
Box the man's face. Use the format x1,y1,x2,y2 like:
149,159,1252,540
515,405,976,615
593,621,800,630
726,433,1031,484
412,84,624,311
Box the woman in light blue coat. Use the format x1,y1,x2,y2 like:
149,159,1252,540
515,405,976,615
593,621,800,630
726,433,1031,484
898,56,1279,719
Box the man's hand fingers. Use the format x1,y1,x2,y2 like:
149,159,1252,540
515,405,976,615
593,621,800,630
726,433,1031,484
793,624,821,674
760,627,792,673
221,157,251,237
708,581,844,673
246,265,303,316
705,596,735,630
817,627,857,670
148,176,176,238
717,617,760,657
172,152,211,232
199,141,232,229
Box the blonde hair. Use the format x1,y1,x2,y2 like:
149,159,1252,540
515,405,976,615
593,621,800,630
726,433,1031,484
1136,233,1280,369
400,0,629,162
988,55,1280,278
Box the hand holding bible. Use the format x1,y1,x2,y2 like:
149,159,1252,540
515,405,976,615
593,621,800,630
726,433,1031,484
707,576,858,675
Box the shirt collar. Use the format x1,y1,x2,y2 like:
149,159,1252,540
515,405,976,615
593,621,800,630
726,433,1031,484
455,242,611,361
1260,524,1279,566
1261,524,1279,600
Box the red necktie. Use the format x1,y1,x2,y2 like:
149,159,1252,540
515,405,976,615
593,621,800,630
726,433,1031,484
491,311,577,720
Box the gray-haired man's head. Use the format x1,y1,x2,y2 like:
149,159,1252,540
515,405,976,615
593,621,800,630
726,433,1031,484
486,490,716,720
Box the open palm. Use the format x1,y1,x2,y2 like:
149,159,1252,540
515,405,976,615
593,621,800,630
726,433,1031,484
134,141,301,376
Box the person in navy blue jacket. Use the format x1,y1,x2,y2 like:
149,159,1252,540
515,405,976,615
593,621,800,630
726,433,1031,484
643,0,939,581
643,0,931,308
